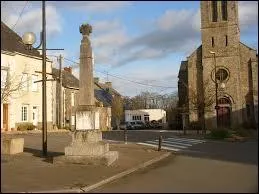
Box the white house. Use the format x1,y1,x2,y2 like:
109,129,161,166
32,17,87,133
125,109,167,124
1,22,54,132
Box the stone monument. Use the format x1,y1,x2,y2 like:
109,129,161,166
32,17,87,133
54,24,118,166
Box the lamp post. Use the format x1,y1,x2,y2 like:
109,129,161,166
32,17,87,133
22,1,47,156
209,51,219,129
22,1,64,156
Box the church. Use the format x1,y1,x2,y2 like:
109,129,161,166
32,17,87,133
178,1,258,130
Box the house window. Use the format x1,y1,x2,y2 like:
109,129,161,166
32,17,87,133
31,74,38,92
225,35,228,46
1,69,8,89
221,1,228,21
212,1,218,22
132,115,141,120
144,115,149,122
21,105,29,121
71,92,75,106
22,73,28,91
212,37,215,47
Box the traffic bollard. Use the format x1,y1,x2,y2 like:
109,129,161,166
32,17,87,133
124,129,128,144
158,132,162,151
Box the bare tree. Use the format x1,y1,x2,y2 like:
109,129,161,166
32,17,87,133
112,94,124,130
180,78,215,134
1,67,29,103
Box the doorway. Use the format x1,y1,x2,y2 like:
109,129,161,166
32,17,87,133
217,97,231,128
32,106,38,126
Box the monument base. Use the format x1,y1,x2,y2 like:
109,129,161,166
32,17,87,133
76,106,100,130
54,151,118,166
53,130,118,166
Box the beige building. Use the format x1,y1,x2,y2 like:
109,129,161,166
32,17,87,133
1,22,54,131
178,1,258,130
51,66,121,131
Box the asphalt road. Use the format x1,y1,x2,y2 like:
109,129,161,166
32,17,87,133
103,130,258,165
2,130,258,165
92,154,258,193
2,131,258,193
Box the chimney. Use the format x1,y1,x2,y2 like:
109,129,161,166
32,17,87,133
94,77,99,83
105,81,112,88
64,67,72,73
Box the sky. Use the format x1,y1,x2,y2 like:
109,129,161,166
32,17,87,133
1,1,258,97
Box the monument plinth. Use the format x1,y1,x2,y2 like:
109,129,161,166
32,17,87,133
54,24,118,166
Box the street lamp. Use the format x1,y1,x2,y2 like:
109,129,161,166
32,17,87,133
209,51,219,128
22,1,47,156
22,2,64,156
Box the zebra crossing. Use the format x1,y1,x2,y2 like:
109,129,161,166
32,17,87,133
137,137,206,152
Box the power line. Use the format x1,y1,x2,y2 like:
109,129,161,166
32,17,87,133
11,1,29,30
96,70,177,89
60,56,177,89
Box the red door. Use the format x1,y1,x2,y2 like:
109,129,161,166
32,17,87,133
218,106,230,128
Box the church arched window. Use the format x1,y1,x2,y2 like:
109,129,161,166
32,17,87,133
216,68,229,82
212,1,218,22
221,1,228,21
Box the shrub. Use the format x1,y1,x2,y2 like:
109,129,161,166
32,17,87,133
233,128,254,137
241,121,255,129
17,122,36,131
206,128,230,139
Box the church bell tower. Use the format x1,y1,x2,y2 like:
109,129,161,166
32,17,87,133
200,1,240,58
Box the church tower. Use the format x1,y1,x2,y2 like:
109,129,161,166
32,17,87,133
201,1,240,58
200,1,244,128
178,1,257,130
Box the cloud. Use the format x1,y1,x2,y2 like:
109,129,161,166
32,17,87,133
239,1,258,33
1,3,62,39
48,1,133,13
114,8,200,67
91,20,130,65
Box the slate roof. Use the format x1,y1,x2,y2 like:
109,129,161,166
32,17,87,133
1,21,42,58
52,67,119,107
52,68,79,88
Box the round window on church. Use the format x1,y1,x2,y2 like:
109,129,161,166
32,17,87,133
215,69,229,81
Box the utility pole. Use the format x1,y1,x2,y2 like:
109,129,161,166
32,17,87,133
210,51,219,129
59,54,63,129
22,1,64,156
42,1,47,156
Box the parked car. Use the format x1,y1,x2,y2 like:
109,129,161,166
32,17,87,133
120,122,134,130
129,121,142,129
144,121,153,129
150,120,162,129
135,121,146,129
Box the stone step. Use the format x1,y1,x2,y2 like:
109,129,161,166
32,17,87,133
53,151,119,166
65,141,109,156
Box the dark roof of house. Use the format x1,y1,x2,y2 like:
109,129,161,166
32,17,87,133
1,21,42,58
52,68,79,88
52,67,119,107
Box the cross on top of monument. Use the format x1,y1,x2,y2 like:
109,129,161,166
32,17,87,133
80,23,92,36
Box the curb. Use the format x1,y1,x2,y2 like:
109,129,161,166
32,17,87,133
2,130,70,135
26,152,171,193
81,152,171,193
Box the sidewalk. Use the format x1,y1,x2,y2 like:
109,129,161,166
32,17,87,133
1,142,170,193
1,129,70,135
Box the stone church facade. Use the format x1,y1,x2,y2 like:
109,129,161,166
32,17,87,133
178,1,258,130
